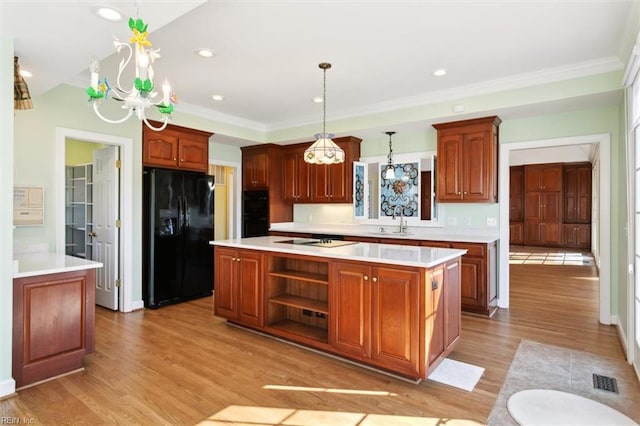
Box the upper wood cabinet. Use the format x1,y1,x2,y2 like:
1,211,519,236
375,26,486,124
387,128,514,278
524,164,562,192
433,116,501,203
143,121,212,172
311,137,361,203
282,145,311,202
241,145,277,190
281,136,361,204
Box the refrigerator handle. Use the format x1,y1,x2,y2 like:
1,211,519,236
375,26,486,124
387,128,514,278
177,195,184,234
183,195,189,229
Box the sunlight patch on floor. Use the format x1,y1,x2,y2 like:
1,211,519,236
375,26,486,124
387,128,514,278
263,384,397,396
196,404,484,426
509,250,594,266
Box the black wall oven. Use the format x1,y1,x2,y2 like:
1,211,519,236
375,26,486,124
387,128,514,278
242,190,269,237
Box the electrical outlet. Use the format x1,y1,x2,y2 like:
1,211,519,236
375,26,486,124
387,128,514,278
448,217,457,226
302,309,312,317
487,217,497,227
464,217,471,226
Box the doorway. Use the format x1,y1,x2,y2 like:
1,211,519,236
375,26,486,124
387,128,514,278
498,133,611,324
55,127,135,313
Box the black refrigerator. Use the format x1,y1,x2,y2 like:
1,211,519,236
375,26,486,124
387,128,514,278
143,168,214,308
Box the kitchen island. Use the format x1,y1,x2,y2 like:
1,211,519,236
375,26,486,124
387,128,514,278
12,252,103,389
210,236,466,381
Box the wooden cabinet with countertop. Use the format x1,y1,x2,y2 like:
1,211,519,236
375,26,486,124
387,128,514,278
12,253,102,389
433,116,501,203
212,237,464,380
143,121,212,172
214,247,264,327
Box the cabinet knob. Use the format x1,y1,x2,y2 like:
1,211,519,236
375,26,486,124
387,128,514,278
363,275,368,281
236,258,241,262
372,277,378,282
173,157,177,161
463,191,468,195
180,158,184,162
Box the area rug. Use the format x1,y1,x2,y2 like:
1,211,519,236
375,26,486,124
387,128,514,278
507,389,638,425
427,358,485,391
487,340,640,425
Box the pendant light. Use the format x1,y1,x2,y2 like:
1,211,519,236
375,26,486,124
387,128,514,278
384,131,396,179
304,62,345,164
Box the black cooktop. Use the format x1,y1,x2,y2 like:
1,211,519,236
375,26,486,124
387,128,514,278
276,238,358,248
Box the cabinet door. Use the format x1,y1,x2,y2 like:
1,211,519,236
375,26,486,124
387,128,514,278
238,251,264,326
510,222,524,245
540,222,562,245
462,130,491,201
178,137,208,172
143,132,178,168
542,166,562,192
436,134,463,201
510,167,524,221
330,262,371,358
444,259,461,351
458,256,485,311
311,165,331,202
525,192,543,220
542,192,561,221
214,248,238,319
243,150,269,189
524,222,543,245
283,148,310,202
370,266,420,376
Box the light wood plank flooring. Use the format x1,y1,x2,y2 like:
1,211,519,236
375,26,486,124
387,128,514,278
2,248,639,425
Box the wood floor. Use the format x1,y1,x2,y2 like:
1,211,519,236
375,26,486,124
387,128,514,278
2,248,640,425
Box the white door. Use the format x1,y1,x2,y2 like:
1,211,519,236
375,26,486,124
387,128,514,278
93,146,120,310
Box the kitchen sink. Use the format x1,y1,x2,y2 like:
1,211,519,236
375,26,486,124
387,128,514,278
276,239,358,248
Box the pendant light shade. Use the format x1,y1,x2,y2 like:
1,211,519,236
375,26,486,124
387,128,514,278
304,62,345,164
384,131,396,179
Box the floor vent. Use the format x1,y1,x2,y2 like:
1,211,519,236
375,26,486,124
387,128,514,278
593,373,619,393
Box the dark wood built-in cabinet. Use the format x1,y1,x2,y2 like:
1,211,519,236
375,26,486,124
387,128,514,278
143,121,212,173
510,162,592,249
509,166,524,245
282,145,311,202
433,116,501,203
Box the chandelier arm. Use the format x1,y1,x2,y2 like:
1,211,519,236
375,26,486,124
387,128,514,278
116,43,134,93
142,116,169,131
92,102,134,124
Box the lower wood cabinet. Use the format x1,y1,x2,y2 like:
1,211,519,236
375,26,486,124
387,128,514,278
213,245,463,380
510,222,524,245
330,261,421,377
13,269,96,389
562,224,591,249
214,247,264,327
449,241,497,316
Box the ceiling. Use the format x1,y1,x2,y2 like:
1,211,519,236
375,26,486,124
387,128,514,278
3,1,638,146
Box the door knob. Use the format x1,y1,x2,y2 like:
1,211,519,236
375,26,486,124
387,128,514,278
88,231,97,237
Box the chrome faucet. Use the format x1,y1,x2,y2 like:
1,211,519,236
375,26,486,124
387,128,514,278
392,205,407,233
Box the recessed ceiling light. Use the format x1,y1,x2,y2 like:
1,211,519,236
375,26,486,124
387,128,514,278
196,48,215,58
19,69,32,78
433,69,447,77
93,6,124,22
312,97,324,103
211,94,224,101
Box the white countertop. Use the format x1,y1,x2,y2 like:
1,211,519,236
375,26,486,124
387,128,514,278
13,252,103,279
210,236,467,269
269,222,499,244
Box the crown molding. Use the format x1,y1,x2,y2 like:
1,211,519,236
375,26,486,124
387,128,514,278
267,56,624,132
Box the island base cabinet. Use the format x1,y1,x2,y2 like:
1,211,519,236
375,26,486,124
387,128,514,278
13,269,96,389
330,261,453,379
213,247,264,328
428,260,462,367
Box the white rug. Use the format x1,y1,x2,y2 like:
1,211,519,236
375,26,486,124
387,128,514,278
427,358,485,391
508,389,639,426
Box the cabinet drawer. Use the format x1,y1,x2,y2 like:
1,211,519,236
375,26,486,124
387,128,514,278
450,242,485,258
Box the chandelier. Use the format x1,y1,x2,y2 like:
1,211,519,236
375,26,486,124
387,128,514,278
304,62,345,164
384,131,396,179
86,17,174,131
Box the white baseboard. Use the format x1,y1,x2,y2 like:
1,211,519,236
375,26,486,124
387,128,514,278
0,378,16,399
611,315,631,364
129,300,144,312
